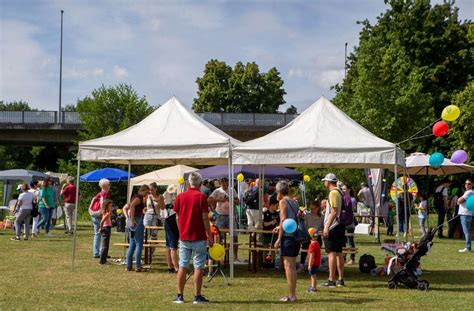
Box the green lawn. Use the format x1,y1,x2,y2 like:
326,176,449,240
0,221,473,310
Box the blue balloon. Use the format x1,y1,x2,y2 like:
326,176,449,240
282,218,297,234
429,152,444,168
466,195,474,212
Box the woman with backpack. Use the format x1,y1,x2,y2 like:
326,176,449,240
89,178,111,259
274,180,300,302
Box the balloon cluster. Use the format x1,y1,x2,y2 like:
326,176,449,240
429,105,468,167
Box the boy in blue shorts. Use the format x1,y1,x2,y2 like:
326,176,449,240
307,228,321,293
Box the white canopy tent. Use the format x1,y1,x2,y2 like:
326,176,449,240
233,96,405,168
130,165,198,187
72,96,241,275
233,96,406,242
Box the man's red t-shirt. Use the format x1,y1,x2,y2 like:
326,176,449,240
173,187,208,241
62,184,78,203
308,240,321,267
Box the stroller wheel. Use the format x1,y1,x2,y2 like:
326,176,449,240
417,280,429,291
388,281,397,289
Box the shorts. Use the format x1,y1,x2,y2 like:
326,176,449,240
323,224,346,253
164,216,179,249
280,235,300,257
309,266,319,276
216,214,238,237
178,240,207,270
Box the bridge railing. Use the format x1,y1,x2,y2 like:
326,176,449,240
0,111,297,127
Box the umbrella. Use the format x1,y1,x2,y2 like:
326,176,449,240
130,165,197,186
80,168,136,182
402,152,474,176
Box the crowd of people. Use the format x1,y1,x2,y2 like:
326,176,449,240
7,170,473,305
10,176,78,241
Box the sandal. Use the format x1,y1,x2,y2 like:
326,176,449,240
279,296,296,302
135,267,148,272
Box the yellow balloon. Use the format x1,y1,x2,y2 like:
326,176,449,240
441,105,460,122
237,173,244,182
116,209,122,215
178,176,185,184
209,243,225,261
303,175,311,183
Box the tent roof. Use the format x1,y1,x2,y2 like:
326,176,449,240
233,96,405,169
79,96,240,165
188,165,303,181
401,152,474,176
130,165,198,186
0,169,60,183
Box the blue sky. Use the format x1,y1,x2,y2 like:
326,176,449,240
1,0,472,112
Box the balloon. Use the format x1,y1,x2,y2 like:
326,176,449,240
303,175,311,183
432,121,449,137
451,150,468,164
178,176,185,184
236,173,244,182
466,195,474,212
209,243,225,261
429,152,444,167
308,227,316,236
265,255,272,263
282,218,297,234
441,105,461,122
116,209,122,215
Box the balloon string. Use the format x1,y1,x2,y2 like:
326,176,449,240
396,118,441,145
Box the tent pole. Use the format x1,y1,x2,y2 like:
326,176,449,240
71,153,81,271
228,144,234,280
126,161,132,203
426,166,430,229
394,150,400,244
258,166,263,229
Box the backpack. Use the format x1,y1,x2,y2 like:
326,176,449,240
334,189,354,226
359,254,376,273
88,193,102,218
244,187,259,209
286,200,310,243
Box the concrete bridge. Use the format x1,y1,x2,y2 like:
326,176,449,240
0,111,296,145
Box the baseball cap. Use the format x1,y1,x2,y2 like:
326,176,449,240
321,173,338,183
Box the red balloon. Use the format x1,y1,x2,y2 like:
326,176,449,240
433,121,449,137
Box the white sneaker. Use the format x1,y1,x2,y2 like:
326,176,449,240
458,248,471,253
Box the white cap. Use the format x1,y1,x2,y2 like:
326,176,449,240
321,173,338,183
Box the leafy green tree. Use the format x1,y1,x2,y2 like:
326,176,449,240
76,84,155,140
285,105,298,114
333,0,473,154
0,100,34,111
450,81,474,164
193,59,286,113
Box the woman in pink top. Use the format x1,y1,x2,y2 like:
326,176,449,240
99,199,113,264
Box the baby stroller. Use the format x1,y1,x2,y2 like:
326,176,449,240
386,226,438,291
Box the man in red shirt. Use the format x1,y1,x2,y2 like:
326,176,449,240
173,172,213,304
60,176,79,235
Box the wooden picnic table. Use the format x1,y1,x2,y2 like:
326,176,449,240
144,226,164,265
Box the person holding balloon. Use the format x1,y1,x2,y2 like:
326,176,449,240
273,180,300,302
457,178,473,253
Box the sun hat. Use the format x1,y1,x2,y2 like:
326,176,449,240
167,184,177,193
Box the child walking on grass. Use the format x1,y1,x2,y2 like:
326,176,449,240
307,228,321,293
99,199,113,265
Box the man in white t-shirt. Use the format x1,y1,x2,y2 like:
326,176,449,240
457,178,473,253
208,177,240,261
435,179,450,238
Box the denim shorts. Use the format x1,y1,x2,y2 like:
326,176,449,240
164,216,179,249
280,235,300,257
309,266,319,276
178,240,208,269
216,215,238,237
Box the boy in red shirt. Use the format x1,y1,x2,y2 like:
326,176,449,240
307,227,321,293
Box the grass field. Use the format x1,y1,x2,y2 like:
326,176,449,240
0,220,473,311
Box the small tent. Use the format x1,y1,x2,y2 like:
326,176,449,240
130,165,198,186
